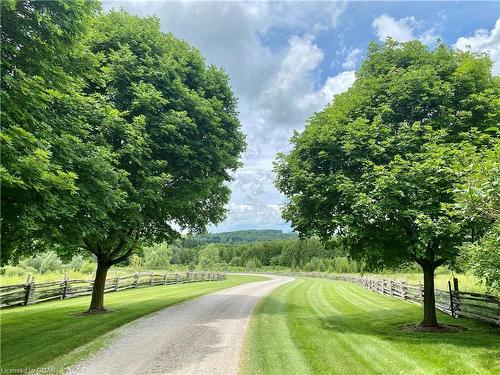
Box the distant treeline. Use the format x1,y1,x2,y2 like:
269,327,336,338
171,236,363,273
3,232,362,277
185,230,298,246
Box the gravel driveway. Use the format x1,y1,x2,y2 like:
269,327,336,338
67,274,293,375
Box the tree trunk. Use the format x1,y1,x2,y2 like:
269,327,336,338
88,259,110,313
421,262,438,327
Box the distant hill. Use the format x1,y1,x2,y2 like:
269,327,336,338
186,229,298,245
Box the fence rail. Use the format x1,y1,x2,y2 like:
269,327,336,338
256,271,500,326
0,271,226,308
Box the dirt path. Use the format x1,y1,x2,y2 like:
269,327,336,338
67,274,293,375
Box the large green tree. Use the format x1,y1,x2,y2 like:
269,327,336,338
275,40,499,327
76,11,245,312
1,5,245,313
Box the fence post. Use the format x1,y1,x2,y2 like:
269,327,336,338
163,273,167,285
114,274,120,292
62,274,69,299
401,281,407,300
24,276,34,306
390,280,394,297
453,277,460,317
448,280,455,317
419,282,424,305
382,279,385,295
149,271,154,286
134,273,139,288
175,273,179,284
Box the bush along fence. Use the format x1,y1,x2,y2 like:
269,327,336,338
258,272,500,326
0,271,226,308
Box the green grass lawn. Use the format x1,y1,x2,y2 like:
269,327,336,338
242,278,500,375
0,274,267,371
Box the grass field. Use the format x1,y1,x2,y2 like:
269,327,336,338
242,278,500,375
0,266,192,285
0,274,267,371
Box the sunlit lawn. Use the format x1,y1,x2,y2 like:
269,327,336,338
242,278,499,375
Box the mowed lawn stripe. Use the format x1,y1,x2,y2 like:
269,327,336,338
300,279,375,373
242,280,310,375
332,282,498,373
304,280,417,373
1,275,268,370
243,278,500,375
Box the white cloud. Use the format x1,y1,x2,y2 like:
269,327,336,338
102,1,354,233
258,35,355,130
372,14,440,46
328,1,348,28
342,48,363,69
299,70,355,113
269,1,347,32
372,14,416,42
454,18,500,75
419,28,440,46
320,71,356,100
259,34,325,126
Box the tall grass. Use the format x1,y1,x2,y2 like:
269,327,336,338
0,265,192,286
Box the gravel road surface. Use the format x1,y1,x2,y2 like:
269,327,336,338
67,274,293,375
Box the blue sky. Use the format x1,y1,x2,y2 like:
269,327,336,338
103,1,500,233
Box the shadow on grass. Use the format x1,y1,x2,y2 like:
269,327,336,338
256,294,500,351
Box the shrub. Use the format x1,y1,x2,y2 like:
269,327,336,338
143,243,173,270
18,256,43,272
38,251,63,274
245,257,262,271
230,256,242,266
269,255,282,266
80,260,96,274
69,255,84,271
304,257,326,272
461,225,500,294
128,254,143,270
198,244,220,270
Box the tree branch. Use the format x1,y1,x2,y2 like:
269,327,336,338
434,258,446,268
109,230,140,265
110,244,135,265
108,238,128,259
83,239,98,256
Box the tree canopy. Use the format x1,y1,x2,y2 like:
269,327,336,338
1,0,103,260
275,40,499,326
1,4,245,312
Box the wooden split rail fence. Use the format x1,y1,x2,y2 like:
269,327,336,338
0,271,226,308
254,271,499,326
